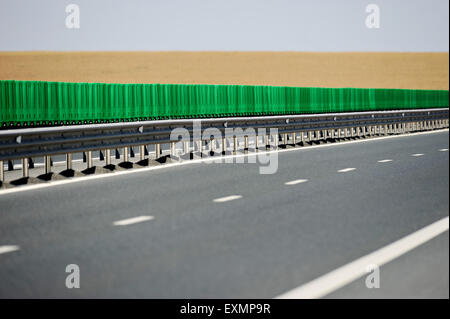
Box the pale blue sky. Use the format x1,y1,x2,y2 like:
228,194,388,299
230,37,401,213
0,0,448,51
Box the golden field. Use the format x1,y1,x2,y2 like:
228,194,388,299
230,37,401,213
0,51,448,90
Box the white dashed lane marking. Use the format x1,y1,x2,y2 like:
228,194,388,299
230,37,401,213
113,216,154,226
377,159,393,163
213,195,243,203
0,245,20,255
411,153,424,157
285,179,309,185
337,168,356,173
439,148,448,152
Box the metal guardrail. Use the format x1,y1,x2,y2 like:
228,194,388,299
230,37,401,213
0,108,448,183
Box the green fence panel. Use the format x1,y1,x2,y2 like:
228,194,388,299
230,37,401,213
0,80,448,126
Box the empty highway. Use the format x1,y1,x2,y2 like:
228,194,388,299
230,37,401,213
0,130,448,298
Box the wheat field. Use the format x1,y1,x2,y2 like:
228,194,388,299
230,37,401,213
0,51,448,90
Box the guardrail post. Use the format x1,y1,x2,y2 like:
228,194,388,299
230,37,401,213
171,142,176,157
105,149,111,166
45,156,51,174
140,145,145,161
66,153,72,170
86,151,93,168
156,144,161,159
0,160,3,182
123,148,129,162
21,158,28,178
221,137,226,153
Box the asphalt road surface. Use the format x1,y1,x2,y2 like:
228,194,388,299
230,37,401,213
0,131,448,298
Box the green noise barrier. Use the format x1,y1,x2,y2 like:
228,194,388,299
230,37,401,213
1,80,448,127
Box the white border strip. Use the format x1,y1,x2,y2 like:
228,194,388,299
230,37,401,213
276,216,449,299
0,129,447,196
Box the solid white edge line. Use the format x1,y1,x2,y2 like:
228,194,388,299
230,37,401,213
275,216,449,299
337,168,356,173
213,195,243,203
0,129,447,196
377,159,393,163
285,179,309,185
113,215,154,226
0,245,20,255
